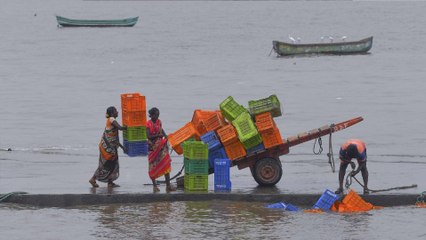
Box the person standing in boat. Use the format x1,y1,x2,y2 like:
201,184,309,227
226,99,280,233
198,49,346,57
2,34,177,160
89,106,127,188
335,139,369,195
146,107,176,193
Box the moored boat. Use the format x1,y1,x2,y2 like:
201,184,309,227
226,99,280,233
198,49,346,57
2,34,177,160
56,15,139,27
272,36,373,56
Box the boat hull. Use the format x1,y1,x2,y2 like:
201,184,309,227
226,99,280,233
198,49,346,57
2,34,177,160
272,36,373,56
56,16,139,27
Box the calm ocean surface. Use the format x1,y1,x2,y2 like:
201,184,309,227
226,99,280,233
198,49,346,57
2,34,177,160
1,0,426,239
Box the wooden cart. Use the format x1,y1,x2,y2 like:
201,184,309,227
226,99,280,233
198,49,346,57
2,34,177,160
230,116,363,186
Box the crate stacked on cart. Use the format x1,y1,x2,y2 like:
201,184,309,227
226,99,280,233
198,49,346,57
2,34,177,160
183,141,209,191
216,124,246,161
214,158,231,192
121,92,147,156
168,122,200,155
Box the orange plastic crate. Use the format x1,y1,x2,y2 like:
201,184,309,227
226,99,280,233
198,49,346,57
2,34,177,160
121,93,146,112
217,124,238,146
205,111,227,132
342,190,373,212
261,127,283,149
255,112,276,133
224,139,247,160
168,122,200,155
192,110,217,136
122,110,147,127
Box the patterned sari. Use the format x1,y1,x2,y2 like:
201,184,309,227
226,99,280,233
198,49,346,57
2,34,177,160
93,117,120,183
147,119,171,180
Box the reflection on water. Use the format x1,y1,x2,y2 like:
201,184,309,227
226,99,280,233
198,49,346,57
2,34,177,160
1,202,426,239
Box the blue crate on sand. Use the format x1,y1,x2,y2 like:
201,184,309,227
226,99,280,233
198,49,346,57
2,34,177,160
214,158,231,192
266,202,298,211
208,147,228,169
313,189,340,211
124,140,148,157
200,131,222,151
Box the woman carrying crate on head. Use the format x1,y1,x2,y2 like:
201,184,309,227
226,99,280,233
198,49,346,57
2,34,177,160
89,106,127,188
146,107,176,193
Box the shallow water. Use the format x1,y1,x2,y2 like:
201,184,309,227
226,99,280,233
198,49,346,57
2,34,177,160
1,0,426,239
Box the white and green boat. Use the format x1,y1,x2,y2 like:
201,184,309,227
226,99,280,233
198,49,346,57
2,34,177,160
56,15,139,27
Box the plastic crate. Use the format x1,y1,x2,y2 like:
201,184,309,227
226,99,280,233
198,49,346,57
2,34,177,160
248,94,282,117
208,147,228,168
121,93,146,112
313,189,340,211
200,131,222,151
246,143,265,155
204,111,226,132
217,124,238,146
232,112,257,137
168,122,200,155
123,126,147,142
266,202,298,211
219,96,249,122
191,110,217,136
255,112,276,133
182,141,208,160
261,127,283,149
240,133,263,150
184,174,208,191
224,140,247,160
122,110,147,127
342,190,373,211
214,158,231,192
184,158,209,175
123,140,148,157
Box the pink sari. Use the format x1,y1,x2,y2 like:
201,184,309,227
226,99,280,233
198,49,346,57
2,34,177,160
147,119,171,180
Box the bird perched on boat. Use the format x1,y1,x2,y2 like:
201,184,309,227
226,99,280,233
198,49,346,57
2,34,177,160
329,36,334,42
341,36,347,42
320,36,325,43
288,35,296,43
297,37,301,43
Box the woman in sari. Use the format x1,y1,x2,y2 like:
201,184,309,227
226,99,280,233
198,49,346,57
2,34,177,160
146,107,176,192
89,106,127,188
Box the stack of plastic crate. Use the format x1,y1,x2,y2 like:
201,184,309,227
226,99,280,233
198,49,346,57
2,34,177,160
183,141,209,191
168,122,200,155
255,112,283,149
214,158,231,192
219,96,249,122
216,124,246,161
121,93,147,156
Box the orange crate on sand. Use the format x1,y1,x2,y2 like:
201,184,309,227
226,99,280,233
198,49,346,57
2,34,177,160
255,112,276,133
217,124,238,146
224,140,247,160
121,93,146,112
261,127,283,149
205,111,227,132
331,190,381,212
122,110,147,127
192,110,217,136
168,122,200,155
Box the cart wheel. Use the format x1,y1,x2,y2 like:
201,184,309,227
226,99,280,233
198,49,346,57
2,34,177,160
252,157,282,186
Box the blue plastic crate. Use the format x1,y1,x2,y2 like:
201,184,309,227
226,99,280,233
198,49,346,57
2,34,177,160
313,189,340,211
208,147,228,168
200,131,222,151
246,143,265,155
214,158,231,191
124,140,148,157
266,202,298,211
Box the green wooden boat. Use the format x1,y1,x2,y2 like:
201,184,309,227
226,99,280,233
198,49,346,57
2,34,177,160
272,36,373,56
56,15,139,27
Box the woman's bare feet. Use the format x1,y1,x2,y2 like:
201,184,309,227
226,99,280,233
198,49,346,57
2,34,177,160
166,185,176,192
153,185,160,193
108,181,120,188
89,178,99,188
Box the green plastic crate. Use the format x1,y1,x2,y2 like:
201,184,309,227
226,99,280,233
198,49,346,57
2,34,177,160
184,174,208,191
240,133,263,150
232,113,263,149
184,158,209,175
248,94,282,117
123,126,147,142
219,96,249,122
183,141,209,160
